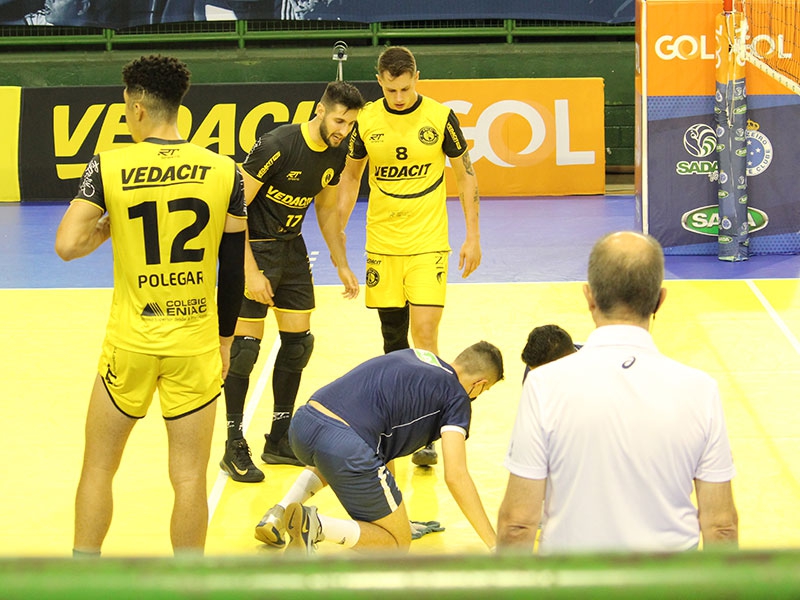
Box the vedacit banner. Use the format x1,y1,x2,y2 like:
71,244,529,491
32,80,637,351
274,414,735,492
2,78,605,202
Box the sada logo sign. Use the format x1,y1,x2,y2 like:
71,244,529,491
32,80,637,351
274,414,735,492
676,123,718,178
681,205,768,236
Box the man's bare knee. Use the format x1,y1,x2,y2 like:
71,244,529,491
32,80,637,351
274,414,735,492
169,471,205,490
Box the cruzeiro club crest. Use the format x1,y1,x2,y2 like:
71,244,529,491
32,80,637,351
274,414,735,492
418,126,439,145
745,119,773,177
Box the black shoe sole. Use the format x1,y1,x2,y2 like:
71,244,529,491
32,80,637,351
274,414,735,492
261,452,304,467
411,452,438,467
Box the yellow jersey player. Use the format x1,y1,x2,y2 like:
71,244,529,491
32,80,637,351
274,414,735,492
338,46,481,467
218,81,365,483
55,55,246,556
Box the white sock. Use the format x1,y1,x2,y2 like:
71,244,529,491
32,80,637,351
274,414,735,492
279,469,324,507
318,514,360,548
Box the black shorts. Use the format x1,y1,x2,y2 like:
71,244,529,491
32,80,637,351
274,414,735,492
239,236,315,319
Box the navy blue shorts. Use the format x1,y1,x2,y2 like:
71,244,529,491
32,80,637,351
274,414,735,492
288,404,403,522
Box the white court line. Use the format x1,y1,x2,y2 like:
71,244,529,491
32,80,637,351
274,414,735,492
746,279,800,355
207,336,281,523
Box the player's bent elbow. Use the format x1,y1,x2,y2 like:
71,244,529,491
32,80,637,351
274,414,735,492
702,511,739,547
54,239,79,261
496,526,537,554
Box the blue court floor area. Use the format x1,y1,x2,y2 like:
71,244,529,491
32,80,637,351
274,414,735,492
1,196,799,289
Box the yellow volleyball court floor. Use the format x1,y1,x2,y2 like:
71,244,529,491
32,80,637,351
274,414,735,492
1,278,799,557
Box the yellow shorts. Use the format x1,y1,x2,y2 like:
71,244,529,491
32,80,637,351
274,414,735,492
364,251,448,308
97,340,222,420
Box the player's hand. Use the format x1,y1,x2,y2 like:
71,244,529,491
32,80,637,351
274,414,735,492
458,238,482,278
245,270,275,306
410,520,445,540
337,266,360,300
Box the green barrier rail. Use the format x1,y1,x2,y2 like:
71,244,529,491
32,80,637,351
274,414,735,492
0,19,634,50
1,550,799,599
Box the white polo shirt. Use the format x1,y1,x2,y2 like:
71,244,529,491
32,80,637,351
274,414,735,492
505,324,736,554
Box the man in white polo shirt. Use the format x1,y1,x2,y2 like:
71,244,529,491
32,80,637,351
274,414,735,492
497,231,738,554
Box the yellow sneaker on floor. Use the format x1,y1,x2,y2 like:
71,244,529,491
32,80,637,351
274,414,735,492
254,504,286,548
285,502,322,555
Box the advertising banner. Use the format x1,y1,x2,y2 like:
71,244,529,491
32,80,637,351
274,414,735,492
0,0,635,28
8,78,605,202
16,81,376,202
0,87,21,202
636,0,800,255
417,78,605,197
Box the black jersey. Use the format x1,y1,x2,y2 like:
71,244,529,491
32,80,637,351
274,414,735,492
242,121,347,241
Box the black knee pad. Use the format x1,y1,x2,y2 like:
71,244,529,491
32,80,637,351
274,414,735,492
379,306,410,354
228,336,261,379
275,330,314,373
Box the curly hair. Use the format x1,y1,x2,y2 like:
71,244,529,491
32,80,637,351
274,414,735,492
122,55,190,118
521,325,576,370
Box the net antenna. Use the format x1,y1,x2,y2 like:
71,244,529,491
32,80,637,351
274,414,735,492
736,0,800,94
333,41,348,81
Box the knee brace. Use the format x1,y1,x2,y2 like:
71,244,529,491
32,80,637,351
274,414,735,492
228,335,261,379
274,330,314,373
379,306,410,354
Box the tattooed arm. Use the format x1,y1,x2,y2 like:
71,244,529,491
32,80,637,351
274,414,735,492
451,149,481,278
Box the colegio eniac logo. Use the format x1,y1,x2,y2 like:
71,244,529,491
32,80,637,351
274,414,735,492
681,205,768,236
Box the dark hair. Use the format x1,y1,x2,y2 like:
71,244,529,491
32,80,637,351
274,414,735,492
377,46,417,78
521,325,576,369
320,81,365,112
122,55,190,119
454,341,504,384
588,231,664,319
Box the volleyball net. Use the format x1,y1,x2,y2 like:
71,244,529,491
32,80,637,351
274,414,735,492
713,0,800,260
737,0,800,95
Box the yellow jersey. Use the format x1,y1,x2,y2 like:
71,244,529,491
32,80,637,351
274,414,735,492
349,95,468,255
74,139,245,355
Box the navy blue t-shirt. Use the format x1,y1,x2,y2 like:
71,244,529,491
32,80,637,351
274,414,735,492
311,349,472,461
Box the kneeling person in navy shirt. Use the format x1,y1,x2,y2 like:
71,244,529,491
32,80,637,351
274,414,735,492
254,341,504,554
